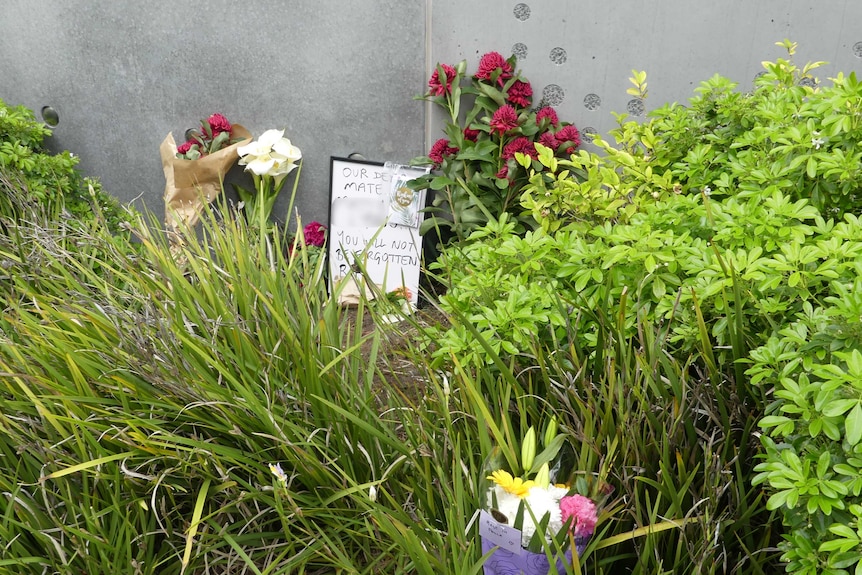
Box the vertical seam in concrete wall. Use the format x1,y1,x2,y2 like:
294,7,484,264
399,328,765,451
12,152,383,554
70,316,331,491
423,0,433,155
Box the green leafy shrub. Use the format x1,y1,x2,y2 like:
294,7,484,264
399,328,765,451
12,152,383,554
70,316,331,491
749,272,862,573
430,42,862,573
0,98,131,231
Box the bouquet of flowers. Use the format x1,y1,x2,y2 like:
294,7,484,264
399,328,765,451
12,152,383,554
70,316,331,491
160,113,251,231
235,129,302,227
480,417,598,575
412,51,582,243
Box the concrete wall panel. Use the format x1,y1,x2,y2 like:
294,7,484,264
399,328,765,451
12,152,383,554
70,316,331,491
0,1,426,224
428,1,862,150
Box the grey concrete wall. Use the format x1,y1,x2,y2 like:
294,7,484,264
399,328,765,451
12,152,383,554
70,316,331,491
4,1,862,226
0,0,426,225
428,0,862,151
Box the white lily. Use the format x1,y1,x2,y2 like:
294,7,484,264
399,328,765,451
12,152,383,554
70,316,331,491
238,129,302,179
235,128,303,227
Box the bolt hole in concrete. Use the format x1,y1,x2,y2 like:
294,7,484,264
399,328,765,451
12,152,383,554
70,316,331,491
185,128,200,141
512,42,528,60
853,41,862,58
626,99,645,117
582,127,597,143
583,93,601,111
549,47,567,65
513,3,530,21
542,84,565,106
41,106,59,128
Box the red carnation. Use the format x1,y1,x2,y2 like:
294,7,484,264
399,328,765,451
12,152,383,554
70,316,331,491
303,221,327,248
177,140,195,155
536,106,559,127
206,113,232,137
428,63,458,97
474,51,513,86
490,105,519,135
495,164,510,180
538,131,558,150
502,136,537,160
429,138,459,166
507,80,533,108
463,128,480,142
555,124,581,154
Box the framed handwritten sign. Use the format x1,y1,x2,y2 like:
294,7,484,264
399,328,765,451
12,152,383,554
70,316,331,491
328,157,429,306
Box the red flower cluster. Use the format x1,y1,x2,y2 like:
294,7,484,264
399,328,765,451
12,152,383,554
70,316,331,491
502,137,537,161
538,131,558,150
536,107,559,127
555,125,581,154
474,51,513,86
303,221,327,248
207,113,232,137
507,80,533,108
490,105,519,135
175,112,235,159
464,128,480,142
429,138,459,166
428,63,458,97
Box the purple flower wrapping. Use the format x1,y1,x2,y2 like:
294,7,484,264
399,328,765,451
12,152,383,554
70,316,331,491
480,536,576,575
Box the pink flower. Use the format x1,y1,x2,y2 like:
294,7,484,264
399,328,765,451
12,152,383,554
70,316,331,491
490,105,519,135
463,128,480,142
303,221,327,247
206,113,232,137
559,495,597,538
428,63,458,97
536,107,559,128
495,164,509,180
502,137,537,160
555,124,581,154
507,80,533,108
177,140,195,155
429,138,459,166
391,286,412,300
475,51,513,86
538,131,558,150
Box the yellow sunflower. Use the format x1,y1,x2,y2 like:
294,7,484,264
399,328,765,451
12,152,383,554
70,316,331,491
487,469,535,498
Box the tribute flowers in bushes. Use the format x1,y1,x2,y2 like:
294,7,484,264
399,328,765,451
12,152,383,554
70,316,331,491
160,113,251,231
412,51,582,243
480,418,598,574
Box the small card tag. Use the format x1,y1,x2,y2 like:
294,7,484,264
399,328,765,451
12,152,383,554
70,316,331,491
478,509,522,555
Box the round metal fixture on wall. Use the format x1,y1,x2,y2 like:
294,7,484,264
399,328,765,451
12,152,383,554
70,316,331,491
41,106,59,128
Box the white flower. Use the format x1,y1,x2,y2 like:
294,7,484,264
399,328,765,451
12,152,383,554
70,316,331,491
702,186,712,196
269,462,288,484
811,136,825,150
238,129,302,179
488,484,568,547
369,485,378,502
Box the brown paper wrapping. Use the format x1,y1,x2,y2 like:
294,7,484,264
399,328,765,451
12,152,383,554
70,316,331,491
333,275,381,306
160,124,252,230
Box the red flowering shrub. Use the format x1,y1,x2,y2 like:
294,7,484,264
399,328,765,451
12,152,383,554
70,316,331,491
428,64,458,97
474,51,513,86
428,138,459,166
536,107,559,128
414,51,582,242
507,80,533,108
490,105,519,135
503,137,537,161
555,125,581,154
